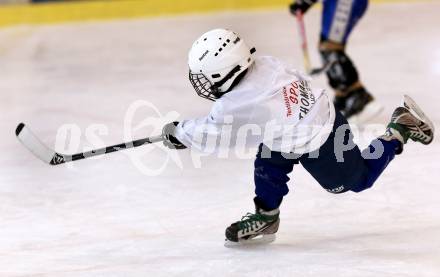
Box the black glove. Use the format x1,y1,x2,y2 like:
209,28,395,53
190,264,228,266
162,121,187,150
289,0,317,16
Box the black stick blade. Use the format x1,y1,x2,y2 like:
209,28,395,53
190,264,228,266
15,122,25,136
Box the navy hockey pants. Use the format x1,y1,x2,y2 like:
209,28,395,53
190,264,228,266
321,0,369,44
254,111,400,210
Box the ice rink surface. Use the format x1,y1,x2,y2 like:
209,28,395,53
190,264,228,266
1,1,440,276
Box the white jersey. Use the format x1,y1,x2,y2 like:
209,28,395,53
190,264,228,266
175,56,336,154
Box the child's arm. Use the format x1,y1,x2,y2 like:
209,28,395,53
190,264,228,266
162,103,226,152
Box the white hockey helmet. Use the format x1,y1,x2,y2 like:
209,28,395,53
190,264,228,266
188,29,256,101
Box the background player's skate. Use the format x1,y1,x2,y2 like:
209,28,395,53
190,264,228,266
338,86,384,125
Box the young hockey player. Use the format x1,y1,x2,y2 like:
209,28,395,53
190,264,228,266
289,0,380,120
161,29,434,246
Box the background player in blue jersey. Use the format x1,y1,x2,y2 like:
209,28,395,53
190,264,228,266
290,0,378,120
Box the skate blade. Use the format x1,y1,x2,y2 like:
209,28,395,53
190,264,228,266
224,234,276,248
403,95,435,138
348,100,384,126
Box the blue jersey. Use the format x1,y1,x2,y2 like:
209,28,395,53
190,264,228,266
321,0,369,43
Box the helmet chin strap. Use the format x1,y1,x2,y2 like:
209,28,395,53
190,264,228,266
212,48,256,97
212,65,242,97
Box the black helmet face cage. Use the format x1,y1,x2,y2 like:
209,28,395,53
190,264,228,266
188,71,220,101
189,65,242,101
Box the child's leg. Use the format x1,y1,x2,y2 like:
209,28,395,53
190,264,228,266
352,96,435,191
351,139,400,192
254,144,298,210
300,111,400,193
254,111,400,203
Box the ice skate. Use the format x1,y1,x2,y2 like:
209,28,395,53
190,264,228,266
224,201,280,247
335,87,383,124
380,95,434,154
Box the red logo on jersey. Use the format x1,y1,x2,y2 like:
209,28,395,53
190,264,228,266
282,80,316,119
282,81,299,117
